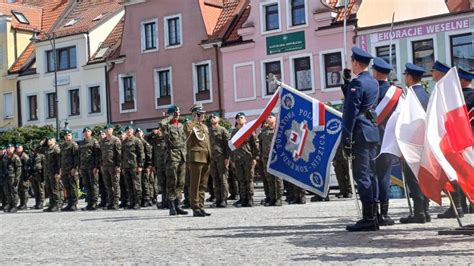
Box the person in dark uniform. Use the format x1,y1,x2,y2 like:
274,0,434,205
372,57,397,226
431,60,449,82
343,47,380,232
399,63,431,224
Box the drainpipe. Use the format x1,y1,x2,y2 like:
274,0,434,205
86,32,91,61
16,80,22,127
214,44,224,116
13,28,18,59
105,62,115,123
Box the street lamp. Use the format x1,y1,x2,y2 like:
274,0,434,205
31,32,60,140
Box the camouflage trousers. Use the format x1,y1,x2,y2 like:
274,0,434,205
234,159,254,201
166,161,185,201
0,183,6,207
102,166,121,206
81,168,98,204
123,167,142,205
31,176,44,206
3,176,19,208
149,171,158,201
62,169,79,206
261,158,283,202
140,167,151,202
18,178,30,206
228,164,239,197
155,163,167,202
189,162,210,210
209,157,229,203
45,173,63,208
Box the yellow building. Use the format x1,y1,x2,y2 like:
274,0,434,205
0,2,41,131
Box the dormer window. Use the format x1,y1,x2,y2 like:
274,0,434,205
64,18,80,27
92,13,107,22
11,10,29,24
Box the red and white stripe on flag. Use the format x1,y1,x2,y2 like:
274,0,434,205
312,99,326,131
375,85,403,125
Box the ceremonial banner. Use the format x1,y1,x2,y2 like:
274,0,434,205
267,84,342,197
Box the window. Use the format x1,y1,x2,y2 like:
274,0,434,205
292,56,312,91
11,11,29,24
450,33,473,71
28,95,38,121
196,64,210,92
264,3,279,32
46,46,76,72
46,92,56,119
263,60,282,95
193,61,212,103
142,20,157,51
165,15,182,47
155,68,172,107
89,86,101,113
121,76,135,111
376,45,398,80
69,89,80,116
289,0,306,27
412,39,434,76
3,93,13,118
323,52,343,88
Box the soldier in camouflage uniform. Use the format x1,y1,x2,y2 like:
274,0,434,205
16,144,30,210
43,136,62,212
185,104,211,217
135,128,153,207
100,124,122,210
60,129,80,211
0,145,6,210
258,113,283,207
27,144,45,209
208,113,230,208
230,112,259,207
333,143,352,198
122,125,144,210
2,144,22,213
117,128,129,208
79,127,101,211
161,105,188,216
149,125,168,209
98,130,108,208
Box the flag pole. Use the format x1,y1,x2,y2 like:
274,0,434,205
388,12,395,84
347,154,362,218
343,0,348,68
446,191,463,228
400,160,413,216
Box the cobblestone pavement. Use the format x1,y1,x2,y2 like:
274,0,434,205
1,189,473,264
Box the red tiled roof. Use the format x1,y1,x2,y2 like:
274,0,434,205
9,41,35,73
328,0,359,22
223,4,250,44
202,0,249,44
89,15,124,64
199,0,224,36
0,2,42,31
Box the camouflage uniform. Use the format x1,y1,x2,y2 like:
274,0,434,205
333,144,351,197
230,128,259,206
100,135,122,208
138,136,153,206
44,143,62,211
208,123,230,206
79,137,101,208
0,151,5,209
121,135,144,208
60,140,79,210
150,132,167,207
27,150,45,209
258,125,283,206
2,152,21,212
17,151,30,209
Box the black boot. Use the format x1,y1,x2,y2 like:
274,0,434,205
169,200,177,216
175,200,188,215
245,197,254,207
200,209,211,216
437,207,464,219
379,201,395,226
18,203,27,210
61,203,72,212
193,209,206,217
400,199,426,224
423,198,431,222
346,202,379,232
233,198,244,207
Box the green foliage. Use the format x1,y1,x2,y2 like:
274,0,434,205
0,125,55,150
421,80,432,94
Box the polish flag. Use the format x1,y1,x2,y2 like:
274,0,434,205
375,85,403,125
419,68,474,205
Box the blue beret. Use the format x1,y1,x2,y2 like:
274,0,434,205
351,47,373,64
458,67,474,81
404,63,425,77
235,112,246,119
432,61,450,73
372,57,392,74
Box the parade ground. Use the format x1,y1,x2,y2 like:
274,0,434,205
1,189,473,264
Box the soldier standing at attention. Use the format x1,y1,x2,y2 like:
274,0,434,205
208,113,230,208
399,63,431,224
122,125,144,210
15,144,29,210
0,146,6,210
258,113,283,207
150,125,168,209
333,144,352,198
343,47,380,232
231,112,259,207
79,127,101,211
100,124,122,210
98,130,108,208
117,128,129,208
135,128,153,207
27,145,45,209
43,135,61,212
185,104,211,217
2,144,21,213
161,105,188,216
60,129,80,211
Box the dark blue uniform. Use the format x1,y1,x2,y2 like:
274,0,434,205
342,71,380,204
463,88,474,132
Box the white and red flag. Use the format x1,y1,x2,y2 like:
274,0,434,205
375,85,403,125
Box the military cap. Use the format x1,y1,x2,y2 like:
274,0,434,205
372,57,392,74
458,67,474,81
83,126,92,133
190,103,206,113
404,63,425,77
116,128,124,135
134,127,143,134
209,112,219,118
351,47,373,64
432,60,450,74
167,105,180,114
235,112,246,119
63,129,72,134
0,145,4,150
5,143,14,148
46,133,55,140
269,112,276,117
104,124,114,130
124,124,134,131
15,143,23,148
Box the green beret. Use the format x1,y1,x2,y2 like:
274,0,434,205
235,112,246,119
135,127,143,134
167,105,180,114
46,133,55,140
15,143,23,148
83,127,92,133
63,129,72,134
5,143,14,148
104,124,114,130
124,124,134,131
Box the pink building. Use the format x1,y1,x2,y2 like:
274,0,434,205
213,0,360,120
109,0,227,128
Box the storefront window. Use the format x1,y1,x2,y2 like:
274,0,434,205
450,33,473,71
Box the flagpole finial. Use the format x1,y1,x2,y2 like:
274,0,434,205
267,73,281,86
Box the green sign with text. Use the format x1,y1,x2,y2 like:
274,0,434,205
266,31,305,55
